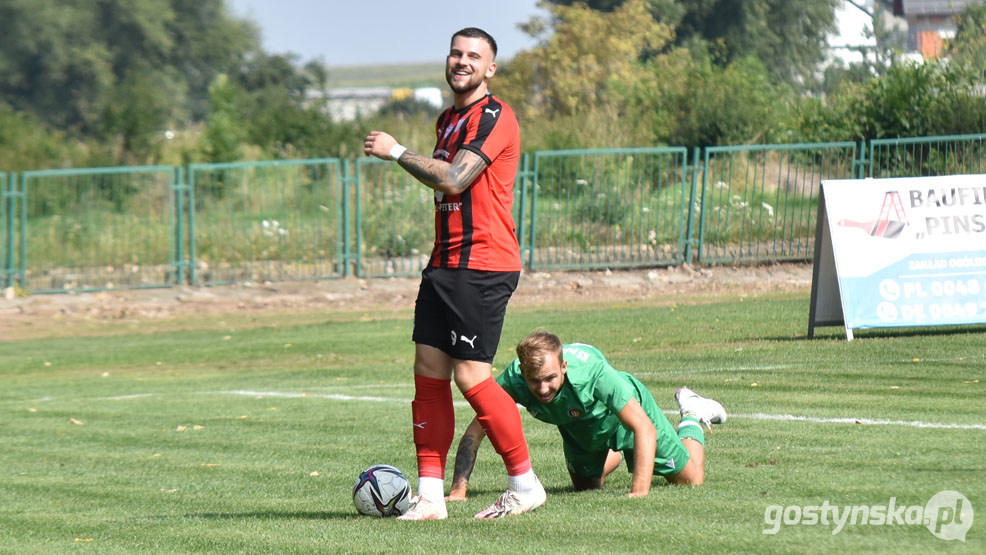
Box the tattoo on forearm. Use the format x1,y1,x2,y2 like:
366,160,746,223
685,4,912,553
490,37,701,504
399,151,448,188
453,435,478,481
399,149,486,194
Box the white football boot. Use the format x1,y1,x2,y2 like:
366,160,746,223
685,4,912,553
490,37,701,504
474,477,546,519
675,386,727,432
396,496,448,521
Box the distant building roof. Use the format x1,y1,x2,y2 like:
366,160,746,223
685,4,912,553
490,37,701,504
894,0,979,16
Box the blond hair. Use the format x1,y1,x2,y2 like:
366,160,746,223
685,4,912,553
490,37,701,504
516,330,563,375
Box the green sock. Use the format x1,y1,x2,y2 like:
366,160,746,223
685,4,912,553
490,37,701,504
677,415,705,447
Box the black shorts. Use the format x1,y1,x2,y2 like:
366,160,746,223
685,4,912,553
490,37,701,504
412,267,520,363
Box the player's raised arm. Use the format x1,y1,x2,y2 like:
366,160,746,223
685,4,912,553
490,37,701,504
616,397,657,497
446,417,487,501
363,131,486,195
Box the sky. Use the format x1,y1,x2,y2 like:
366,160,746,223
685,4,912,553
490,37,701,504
226,0,548,67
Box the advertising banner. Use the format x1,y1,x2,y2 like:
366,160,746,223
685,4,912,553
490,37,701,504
810,174,986,340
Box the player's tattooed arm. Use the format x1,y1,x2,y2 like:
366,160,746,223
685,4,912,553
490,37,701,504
446,417,487,501
398,149,487,196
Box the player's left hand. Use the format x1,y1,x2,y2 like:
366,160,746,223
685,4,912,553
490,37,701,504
363,130,397,160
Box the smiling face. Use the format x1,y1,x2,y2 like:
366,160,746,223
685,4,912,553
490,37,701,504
445,35,496,103
522,351,567,404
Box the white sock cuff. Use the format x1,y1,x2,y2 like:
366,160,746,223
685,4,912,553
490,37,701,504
507,468,538,494
417,476,445,502
677,419,703,431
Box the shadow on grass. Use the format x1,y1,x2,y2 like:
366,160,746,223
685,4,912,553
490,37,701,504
181,511,354,520
767,323,986,342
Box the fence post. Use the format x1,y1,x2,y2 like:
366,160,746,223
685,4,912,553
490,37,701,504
516,153,533,269
853,140,869,179
341,159,356,278
171,166,188,285
2,173,11,287
682,147,703,265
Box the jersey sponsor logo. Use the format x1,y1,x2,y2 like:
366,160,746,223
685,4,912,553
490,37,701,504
442,119,467,141
484,107,500,118
437,201,462,212
460,334,477,348
568,408,583,418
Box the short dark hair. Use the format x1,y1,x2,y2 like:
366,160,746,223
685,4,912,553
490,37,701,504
451,27,498,58
516,330,563,376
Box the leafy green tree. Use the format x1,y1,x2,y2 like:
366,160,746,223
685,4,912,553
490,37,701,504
0,0,260,162
544,0,840,85
796,60,986,142
201,74,245,163
501,0,671,118
947,1,986,70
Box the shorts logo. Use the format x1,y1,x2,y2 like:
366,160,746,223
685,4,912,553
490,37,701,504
665,458,675,469
568,409,583,418
460,335,477,349
450,330,457,346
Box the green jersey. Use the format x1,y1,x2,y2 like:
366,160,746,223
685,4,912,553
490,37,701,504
497,343,663,454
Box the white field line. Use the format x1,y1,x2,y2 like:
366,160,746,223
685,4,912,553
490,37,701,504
211,390,984,431
658,409,986,431
635,364,794,376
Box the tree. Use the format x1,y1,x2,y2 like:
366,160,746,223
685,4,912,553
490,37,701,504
544,0,841,85
497,0,672,123
947,1,986,71
0,0,260,161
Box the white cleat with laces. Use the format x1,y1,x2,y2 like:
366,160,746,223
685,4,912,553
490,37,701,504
474,478,546,519
675,387,727,432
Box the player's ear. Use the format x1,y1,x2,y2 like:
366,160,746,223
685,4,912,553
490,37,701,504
485,61,496,79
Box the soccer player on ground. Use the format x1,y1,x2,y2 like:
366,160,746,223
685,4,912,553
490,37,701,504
446,330,727,499
363,28,545,520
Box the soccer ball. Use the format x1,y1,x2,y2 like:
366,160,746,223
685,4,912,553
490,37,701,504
352,464,412,517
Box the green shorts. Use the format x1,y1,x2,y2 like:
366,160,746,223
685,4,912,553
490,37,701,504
563,407,690,479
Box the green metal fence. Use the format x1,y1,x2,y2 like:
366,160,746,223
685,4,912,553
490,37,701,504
19,166,178,293
187,159,345,285
353,158,434,278
528,147,690,270
7,133,986,293
694,142,859,264
354,154,534,278
869,133,986,178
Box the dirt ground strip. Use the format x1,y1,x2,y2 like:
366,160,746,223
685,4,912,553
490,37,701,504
0,263,813,336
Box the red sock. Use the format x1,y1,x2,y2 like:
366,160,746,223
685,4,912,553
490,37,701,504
411,374,454,479
464,377,532,476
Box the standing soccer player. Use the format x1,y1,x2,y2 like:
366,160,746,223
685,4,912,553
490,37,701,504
363,27,545,520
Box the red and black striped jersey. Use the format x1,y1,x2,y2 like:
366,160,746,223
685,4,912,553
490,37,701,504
429,93,521,271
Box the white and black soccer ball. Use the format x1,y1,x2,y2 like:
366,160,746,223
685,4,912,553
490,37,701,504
352,464,412,517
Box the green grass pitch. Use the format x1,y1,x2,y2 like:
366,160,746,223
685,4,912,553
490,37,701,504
0,289,983,553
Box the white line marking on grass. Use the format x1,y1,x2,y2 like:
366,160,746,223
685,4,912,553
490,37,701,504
97,393,157,401
213,390,471,407
660,410,986,431
210,389,983,431
637,364,794,376
734,412,986,431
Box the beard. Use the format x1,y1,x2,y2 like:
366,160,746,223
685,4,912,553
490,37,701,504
446,67,484,95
